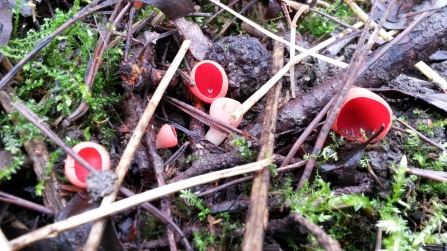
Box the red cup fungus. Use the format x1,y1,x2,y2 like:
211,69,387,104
331,87,393,143
205,97,243,146
64,142,111,188
156,124,178,149
189,60,229,104
133,1,143,9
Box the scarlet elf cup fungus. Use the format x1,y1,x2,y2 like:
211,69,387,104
156,124,178,149
205,97,243,146
64,142,111,188
189,60,229,103
331,87,393,143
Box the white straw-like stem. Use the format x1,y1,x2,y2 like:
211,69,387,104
344,0,393,41
209,0,349,69
414,61,447,90
289,5,308,99
8,159,271,250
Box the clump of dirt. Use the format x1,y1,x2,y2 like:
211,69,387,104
206,36,271,101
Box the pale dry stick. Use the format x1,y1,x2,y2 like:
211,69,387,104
82,40,191,251
289,4,309,99
375,228,383,251
414,61,447,90
405,167,447,182
230,22,364,122
208,0,349,69
0,228,10,251
346,1,447,91
8,159,271,251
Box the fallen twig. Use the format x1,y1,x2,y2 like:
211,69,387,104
8,159,271,250
242,28,284,251
290,213,341,251
395,118,446,152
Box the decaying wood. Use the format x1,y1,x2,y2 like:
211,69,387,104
245,6,447,137
241,32,284,251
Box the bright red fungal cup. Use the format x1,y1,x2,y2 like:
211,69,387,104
64,142,110,188
189,60,228,103
134,1,143,9
331,87,393,143
156,124,178,149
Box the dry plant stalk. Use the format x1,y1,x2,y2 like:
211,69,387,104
242,34,284,251
288,2,309,99
8,159,271,250
0,229,10,251
83,40,191,251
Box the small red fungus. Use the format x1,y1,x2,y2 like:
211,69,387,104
190,60,228,103
332,87,393,143
156,124,178,149
64,142,110,188
134,1,143,9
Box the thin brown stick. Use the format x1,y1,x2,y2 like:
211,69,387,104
10,102,96,173
162,96,255,141
201,0,239,28
63,2,130,126
395,118,446,152
119,187,192,250
142,115,181,251
242,27,284,251
290,213,341,251
375,228,382,250
0,191,53,215
406,167,447,182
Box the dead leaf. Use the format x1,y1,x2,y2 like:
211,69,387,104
174,17,211,60
55,193,124,251
371,88,447,113
139,0,194,19
0,0,12,47
373,0,447,30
